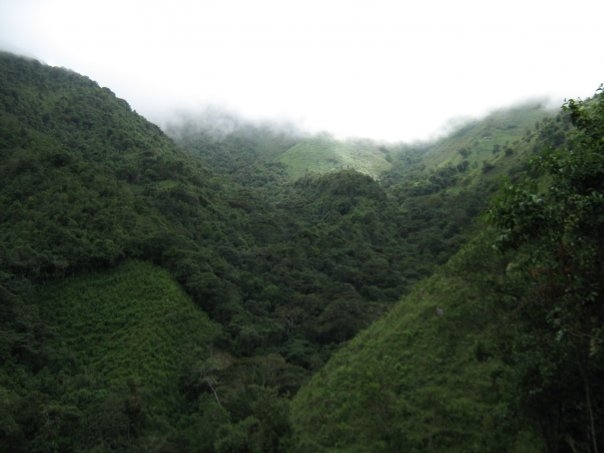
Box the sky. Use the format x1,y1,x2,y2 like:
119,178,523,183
1,0,603,142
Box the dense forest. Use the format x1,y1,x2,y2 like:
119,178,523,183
0,51,602,451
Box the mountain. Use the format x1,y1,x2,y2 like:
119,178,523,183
1,50,602,451
1,51,474,450
290,229,536,451
0,51,248,450
291,90,604,452
276,133,392,179
167,102,552,186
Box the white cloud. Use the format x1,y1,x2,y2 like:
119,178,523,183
1,0,603,141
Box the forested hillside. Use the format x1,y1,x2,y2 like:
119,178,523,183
167,102,551,184
1,50,601,451
0,51,490,450
292,88,604,452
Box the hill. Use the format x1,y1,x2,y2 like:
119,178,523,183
291,89,604,452
1,51,488,450
167,102,552,186
276,133,392,179
2,49,601,451
290,230,536,451
381,102,553,192
20,261,218,450
422,102,552,170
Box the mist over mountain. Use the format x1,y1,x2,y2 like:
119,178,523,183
1,50,603,451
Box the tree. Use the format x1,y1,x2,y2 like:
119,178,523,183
489,86,604,452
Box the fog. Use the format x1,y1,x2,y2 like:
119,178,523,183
1,0,603,142
163,105,309,143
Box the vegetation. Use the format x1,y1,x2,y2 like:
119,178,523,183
291,91,604,451
291,230,535,451
276,133,392,179
1,261,219,450
489,87,604,451
1,50,602,451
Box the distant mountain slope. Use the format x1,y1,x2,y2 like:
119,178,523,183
382,102,553,193
422,102,552,169
168,116,394,182
277,133,392,179
168,102,552,185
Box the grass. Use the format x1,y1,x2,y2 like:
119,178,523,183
277,134,392,180
421,103,552,176
38,260,220,415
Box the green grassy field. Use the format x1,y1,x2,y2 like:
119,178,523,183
277,133,392,180
422,102,551,173
38,260,220,416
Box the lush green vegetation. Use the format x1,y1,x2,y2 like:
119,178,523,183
488,88,604,452
291,91,604,451
291,230,537,451
1,261,219,450
276,133,392,179
1,50,602,451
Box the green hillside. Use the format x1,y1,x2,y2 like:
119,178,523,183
422,102,552,170
1,51,480,450
291,90,604,452
168,102,551,187
33,261,219,449
1,49,602,451
277,133,392,180
39,261,219,402
291,230,534,451
168,122,393,182
381,102,553,196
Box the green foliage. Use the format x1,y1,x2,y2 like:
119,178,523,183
166,115,294,190
0,51,225,281
276,133,392,180
291,231,538,451
1,260,221,450
39,261,220,399
290,97,599,452
489,87,604,451
168,117,394,182
4,50,592,451
424,102,551,172
382,102,553,195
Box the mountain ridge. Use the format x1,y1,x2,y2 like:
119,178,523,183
1,50,601,451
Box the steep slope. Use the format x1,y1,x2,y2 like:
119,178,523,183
0,51,240,281
291,91,604,452
277,133,392,180
29,261,219,450
0,51,255,450
382,102,553,193
38,261,220,406
422,102,552,170
290,230,537,452
1,51,474,451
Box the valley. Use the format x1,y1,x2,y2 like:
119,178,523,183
1,51,602,452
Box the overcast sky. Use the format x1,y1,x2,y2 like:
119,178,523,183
1,0,603,142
